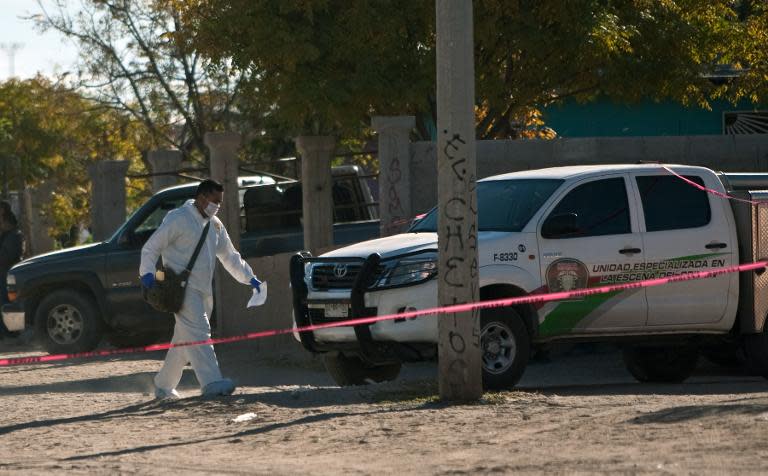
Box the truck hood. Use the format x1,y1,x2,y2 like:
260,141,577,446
321,232,437,259
12,242,107,270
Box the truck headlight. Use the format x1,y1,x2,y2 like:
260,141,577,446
376,254,437,288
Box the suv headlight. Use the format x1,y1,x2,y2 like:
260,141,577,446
376,253,437,288
6,273,15,286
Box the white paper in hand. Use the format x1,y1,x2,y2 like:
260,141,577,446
247,281,267,308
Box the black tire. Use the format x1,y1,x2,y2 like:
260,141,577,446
323,353,402,386
622,346,699,383
34,289,104,354
701,344,746,369
743,328,768,379
480,307,530,390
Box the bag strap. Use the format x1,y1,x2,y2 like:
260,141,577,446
184,222,211,273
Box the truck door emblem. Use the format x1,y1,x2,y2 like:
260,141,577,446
546,258,588,292
333,264,348,278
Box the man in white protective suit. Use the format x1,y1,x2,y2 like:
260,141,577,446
139,179,263,399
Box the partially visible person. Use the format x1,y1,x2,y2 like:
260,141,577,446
0,201,24,338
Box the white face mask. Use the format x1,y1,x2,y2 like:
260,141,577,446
204,202,220,217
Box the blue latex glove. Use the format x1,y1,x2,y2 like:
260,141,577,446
141,273,155,289
250,277,262,293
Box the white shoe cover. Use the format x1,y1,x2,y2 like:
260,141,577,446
155,387,181,400
202,378,236,396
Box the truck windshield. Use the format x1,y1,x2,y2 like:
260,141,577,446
410,179,564,233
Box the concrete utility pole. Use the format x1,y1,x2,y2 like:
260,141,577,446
0,43,23,78
436,0,483,401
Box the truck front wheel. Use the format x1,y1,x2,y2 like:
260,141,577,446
34,289,104,354
323,352,402,386
480,307,530,390
622,346,698,383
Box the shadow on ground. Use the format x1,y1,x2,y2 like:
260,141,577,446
629,401,768,424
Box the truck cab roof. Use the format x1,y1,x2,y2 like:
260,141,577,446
481,163,711,182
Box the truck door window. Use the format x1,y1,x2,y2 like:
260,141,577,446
131,198,187,245
542,178,630,239
410,179,563,233
635,175,711,231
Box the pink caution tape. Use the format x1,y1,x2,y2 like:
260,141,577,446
662,165,766,206
1,260,765,368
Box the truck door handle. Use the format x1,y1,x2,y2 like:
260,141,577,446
705,242,728,249
619,247,641,254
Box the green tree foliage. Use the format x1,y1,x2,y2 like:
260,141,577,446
32,0,248,164
176,0,435,138
0,77,148,243
178,0,768,140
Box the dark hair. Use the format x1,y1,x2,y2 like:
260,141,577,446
0,201,17,227
195,179,224,197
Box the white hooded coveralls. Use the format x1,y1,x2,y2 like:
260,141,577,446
139,200,256,392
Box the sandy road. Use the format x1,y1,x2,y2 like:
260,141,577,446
1,340,767,475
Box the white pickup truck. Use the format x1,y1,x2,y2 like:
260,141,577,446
290,164,768,388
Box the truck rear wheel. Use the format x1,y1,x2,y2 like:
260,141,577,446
323,352,402,386
743,328,768,378
480,307,530,390
34,289,104,354
622,346,698,383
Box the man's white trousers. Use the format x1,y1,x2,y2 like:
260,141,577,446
154,287,222,392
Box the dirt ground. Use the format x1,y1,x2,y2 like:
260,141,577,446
1,337,767,475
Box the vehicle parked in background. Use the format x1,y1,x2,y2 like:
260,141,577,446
2,166,379,354
291,164,768,388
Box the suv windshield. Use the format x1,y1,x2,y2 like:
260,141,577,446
410,179,563,233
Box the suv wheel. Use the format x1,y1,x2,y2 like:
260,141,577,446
323,353,402,386
480,307,530,390
34,289,104,354
623,346,699,383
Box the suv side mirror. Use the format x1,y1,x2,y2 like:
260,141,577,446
542,212,579,238
118,231,134,247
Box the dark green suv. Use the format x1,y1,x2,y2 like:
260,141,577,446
2,167,379,353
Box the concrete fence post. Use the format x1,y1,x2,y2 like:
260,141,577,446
88,160,130,242
372,116,415,236
205,132,242,250
25,181,56,255
205,131,243,337
295,135,336,253
147,149,183,193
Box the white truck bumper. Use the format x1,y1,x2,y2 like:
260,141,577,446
305,279,439,344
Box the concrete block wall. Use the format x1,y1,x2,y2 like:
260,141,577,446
218,247,338,361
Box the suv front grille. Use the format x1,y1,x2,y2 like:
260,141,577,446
311,262,386,291
311,263,363,290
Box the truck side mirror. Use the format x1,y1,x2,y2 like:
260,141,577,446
542,212,579,238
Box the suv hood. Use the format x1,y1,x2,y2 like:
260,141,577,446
12,242,107,269
321,232,437,259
